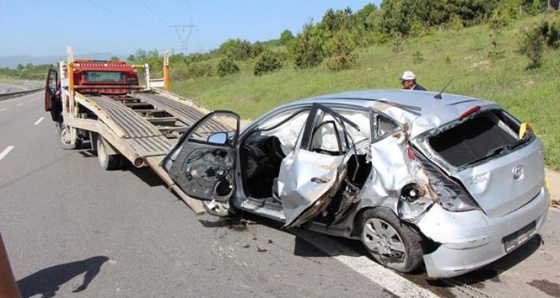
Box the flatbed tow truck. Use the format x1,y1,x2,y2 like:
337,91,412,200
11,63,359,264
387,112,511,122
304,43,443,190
44,47,228,214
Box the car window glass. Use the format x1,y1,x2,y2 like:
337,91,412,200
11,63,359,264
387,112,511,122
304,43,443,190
375,114,399,140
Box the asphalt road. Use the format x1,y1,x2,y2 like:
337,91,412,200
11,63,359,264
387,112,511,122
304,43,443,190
1,93,559,298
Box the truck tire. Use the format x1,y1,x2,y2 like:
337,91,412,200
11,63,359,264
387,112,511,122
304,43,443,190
96,136,121,171
56,121,82,150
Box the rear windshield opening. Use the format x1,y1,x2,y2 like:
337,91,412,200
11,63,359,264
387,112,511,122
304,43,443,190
429,110,525,167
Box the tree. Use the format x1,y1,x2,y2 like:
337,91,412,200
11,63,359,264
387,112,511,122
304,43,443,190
110,56,120,61
326,31,357,71
134,49,147,60
219,39,253,60
518,26,545,68
289,22,329,69
216,58,240,77
253,50,283,75
353,3,379,32
279,30,294,45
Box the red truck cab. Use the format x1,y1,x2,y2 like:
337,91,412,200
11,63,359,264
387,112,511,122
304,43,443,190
72,59,140,97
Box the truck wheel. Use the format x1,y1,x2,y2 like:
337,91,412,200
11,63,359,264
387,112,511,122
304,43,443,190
359,208,423,273
56,121,82,150
96,136,121,171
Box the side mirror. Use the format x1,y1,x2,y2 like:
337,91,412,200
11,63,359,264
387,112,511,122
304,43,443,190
207,132,228,145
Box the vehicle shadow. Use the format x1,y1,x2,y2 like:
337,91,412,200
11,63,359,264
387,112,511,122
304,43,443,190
77,147,164,187
128,167,165,187
16,256,109,298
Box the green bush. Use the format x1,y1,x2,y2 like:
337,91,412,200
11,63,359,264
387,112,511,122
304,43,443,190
171,62,213,80
326,31,357,71
517,17,560,68
518,27,545,68
537,19,560,49
219,39,253,61
412,51,424,64
216,58,240,77
290,23,329,69
253,50,284,76
391,31,404,53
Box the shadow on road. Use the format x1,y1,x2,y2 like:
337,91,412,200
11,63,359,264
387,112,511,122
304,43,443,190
128,167,165,187
17,256,109,298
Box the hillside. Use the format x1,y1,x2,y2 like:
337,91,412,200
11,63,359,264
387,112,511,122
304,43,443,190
170,13,560,170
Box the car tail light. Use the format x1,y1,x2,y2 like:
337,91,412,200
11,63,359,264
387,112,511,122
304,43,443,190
412,148,481,212
459,105,481,120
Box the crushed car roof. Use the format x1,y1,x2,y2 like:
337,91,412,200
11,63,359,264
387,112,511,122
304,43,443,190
295,89,500,138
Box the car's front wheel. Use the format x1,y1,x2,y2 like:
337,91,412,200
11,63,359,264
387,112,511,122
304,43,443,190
359,208,423,273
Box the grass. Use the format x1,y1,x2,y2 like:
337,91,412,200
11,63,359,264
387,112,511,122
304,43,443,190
170,13,560,170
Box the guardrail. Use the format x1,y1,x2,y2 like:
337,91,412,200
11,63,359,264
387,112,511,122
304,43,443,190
0,88,42,101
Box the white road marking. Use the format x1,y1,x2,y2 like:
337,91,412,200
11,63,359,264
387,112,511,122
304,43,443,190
17,103,23,106
0,146,15,161
293,230,438,298
0,108,6,112
34,117,44,125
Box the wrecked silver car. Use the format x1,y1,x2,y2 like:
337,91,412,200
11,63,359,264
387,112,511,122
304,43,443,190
161,90,550,278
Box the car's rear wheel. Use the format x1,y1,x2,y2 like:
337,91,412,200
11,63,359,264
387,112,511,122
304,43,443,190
359,208,423,273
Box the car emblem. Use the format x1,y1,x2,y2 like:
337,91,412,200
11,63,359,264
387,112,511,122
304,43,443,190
512,165,524,181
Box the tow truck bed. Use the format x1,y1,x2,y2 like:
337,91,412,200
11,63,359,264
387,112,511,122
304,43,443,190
69,90,229,214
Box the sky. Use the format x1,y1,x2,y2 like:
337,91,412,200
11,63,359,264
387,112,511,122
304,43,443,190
0,0,381,58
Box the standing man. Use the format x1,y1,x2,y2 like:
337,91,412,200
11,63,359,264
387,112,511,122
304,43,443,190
400,71,426,91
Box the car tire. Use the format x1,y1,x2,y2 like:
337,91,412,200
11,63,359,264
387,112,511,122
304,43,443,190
359,208,423,273
56,121,82,150
96,136,122,171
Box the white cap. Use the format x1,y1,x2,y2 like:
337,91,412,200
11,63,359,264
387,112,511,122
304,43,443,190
399,71,416,81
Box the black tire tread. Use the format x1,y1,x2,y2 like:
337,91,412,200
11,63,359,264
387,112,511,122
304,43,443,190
359,208,424,273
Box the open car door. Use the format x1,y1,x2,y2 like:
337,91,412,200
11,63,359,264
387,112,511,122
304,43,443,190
44,69,61,121
277,104,364,228
161,111,240,203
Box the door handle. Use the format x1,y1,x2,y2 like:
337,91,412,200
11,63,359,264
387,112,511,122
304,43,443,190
311,177,329,183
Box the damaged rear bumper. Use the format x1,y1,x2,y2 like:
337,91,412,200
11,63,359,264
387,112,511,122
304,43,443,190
418,187,549,278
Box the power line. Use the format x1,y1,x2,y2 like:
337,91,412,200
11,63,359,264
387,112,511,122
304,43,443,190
136,0,169,27
87,0,148,30
185,0,194,23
